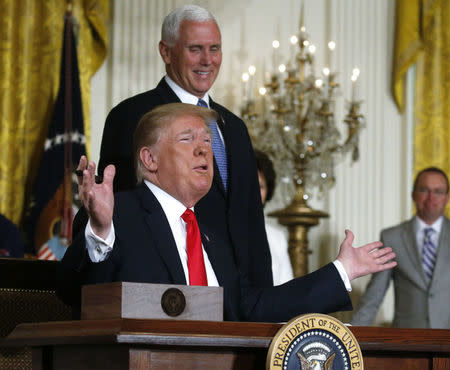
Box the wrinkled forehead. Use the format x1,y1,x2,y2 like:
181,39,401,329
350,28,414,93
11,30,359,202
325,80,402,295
178,20,222,43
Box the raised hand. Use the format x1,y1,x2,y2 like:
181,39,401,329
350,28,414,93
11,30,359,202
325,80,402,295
336,229,397,281
76,155,115,239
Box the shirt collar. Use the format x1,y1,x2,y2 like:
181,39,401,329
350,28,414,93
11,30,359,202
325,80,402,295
144,180,193,223
164,75,210,107
415,215,444,234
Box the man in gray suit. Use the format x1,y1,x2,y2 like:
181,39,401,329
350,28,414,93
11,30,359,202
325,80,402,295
352,167,450,328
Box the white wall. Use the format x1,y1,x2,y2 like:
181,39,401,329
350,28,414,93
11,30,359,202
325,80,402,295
90,0,412,326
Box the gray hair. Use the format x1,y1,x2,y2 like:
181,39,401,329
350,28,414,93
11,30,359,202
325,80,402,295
133,103,217,183
161,5,217,47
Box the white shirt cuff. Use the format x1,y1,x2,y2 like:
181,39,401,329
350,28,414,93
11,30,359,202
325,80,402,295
85,220,115,262
333,260,352,292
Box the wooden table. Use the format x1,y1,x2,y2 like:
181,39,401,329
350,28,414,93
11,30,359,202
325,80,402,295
2,319,450,369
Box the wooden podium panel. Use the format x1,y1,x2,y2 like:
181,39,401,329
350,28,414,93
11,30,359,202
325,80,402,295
350,326,450,370
82,282,224,321
2,319,450,369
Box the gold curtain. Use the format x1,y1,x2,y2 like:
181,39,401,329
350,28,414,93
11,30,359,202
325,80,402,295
0,0,108,227
393,0,450,216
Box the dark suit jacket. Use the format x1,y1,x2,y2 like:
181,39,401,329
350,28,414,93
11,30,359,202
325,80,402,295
58,184,351,322
97,78,273,287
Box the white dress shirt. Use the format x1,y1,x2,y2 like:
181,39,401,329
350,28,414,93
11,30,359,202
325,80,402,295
165,75,207,106
415,215,443,255
85,180,219,286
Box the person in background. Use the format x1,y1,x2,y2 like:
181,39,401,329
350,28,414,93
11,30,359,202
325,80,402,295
96,4,273,288
351,167,450,328
0,213,25,258
255,150,293,285
59,103,397,322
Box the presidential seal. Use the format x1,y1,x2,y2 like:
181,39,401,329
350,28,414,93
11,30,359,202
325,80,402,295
161,287,186,317
266,313,363,370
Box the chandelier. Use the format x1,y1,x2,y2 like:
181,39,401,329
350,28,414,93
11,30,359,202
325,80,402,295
241,15,365,276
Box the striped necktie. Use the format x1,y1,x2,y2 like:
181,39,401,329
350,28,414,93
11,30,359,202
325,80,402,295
197,99,228,189
422,227,437,281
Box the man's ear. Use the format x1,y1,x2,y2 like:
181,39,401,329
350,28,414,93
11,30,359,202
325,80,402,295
159,40,171,64
140,146,158,172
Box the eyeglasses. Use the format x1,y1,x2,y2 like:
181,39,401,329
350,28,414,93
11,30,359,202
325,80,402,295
415,187,448,196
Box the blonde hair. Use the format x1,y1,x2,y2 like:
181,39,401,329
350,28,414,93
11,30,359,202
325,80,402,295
133,103,218,183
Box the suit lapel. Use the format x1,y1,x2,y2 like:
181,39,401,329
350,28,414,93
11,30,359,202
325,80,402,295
200,226,226,287
136,185,187,284
430,217,450,288
155,78,182,104
209,99,229,196
209,151,226,195
401,219,428,286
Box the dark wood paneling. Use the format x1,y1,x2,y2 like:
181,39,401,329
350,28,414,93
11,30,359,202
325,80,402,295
363,356,429,369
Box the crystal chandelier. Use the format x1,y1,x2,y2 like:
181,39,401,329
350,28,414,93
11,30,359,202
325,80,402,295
242,33,365,205
240,15,365,276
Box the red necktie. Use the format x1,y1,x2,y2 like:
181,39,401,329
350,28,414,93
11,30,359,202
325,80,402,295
181,209,208,286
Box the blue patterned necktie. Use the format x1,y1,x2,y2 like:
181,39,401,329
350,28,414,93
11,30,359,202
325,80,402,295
197,99,228,189
422,227,437,281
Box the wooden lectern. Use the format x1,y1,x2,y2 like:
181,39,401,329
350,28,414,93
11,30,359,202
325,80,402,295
2,319,450,369
1,274,450,369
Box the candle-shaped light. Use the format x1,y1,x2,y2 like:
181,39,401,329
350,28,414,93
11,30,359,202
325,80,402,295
299,26,308,45
248,65,256,100
297,1,307,64
328,40,336,72
299,0,305,30
302,39,310,61
351,67,360,101
278,64,286,94
259,86,267,116
272,40,280,72
323,67,330,91
290,35,298,65
308,44,316,74
242,72,249,102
